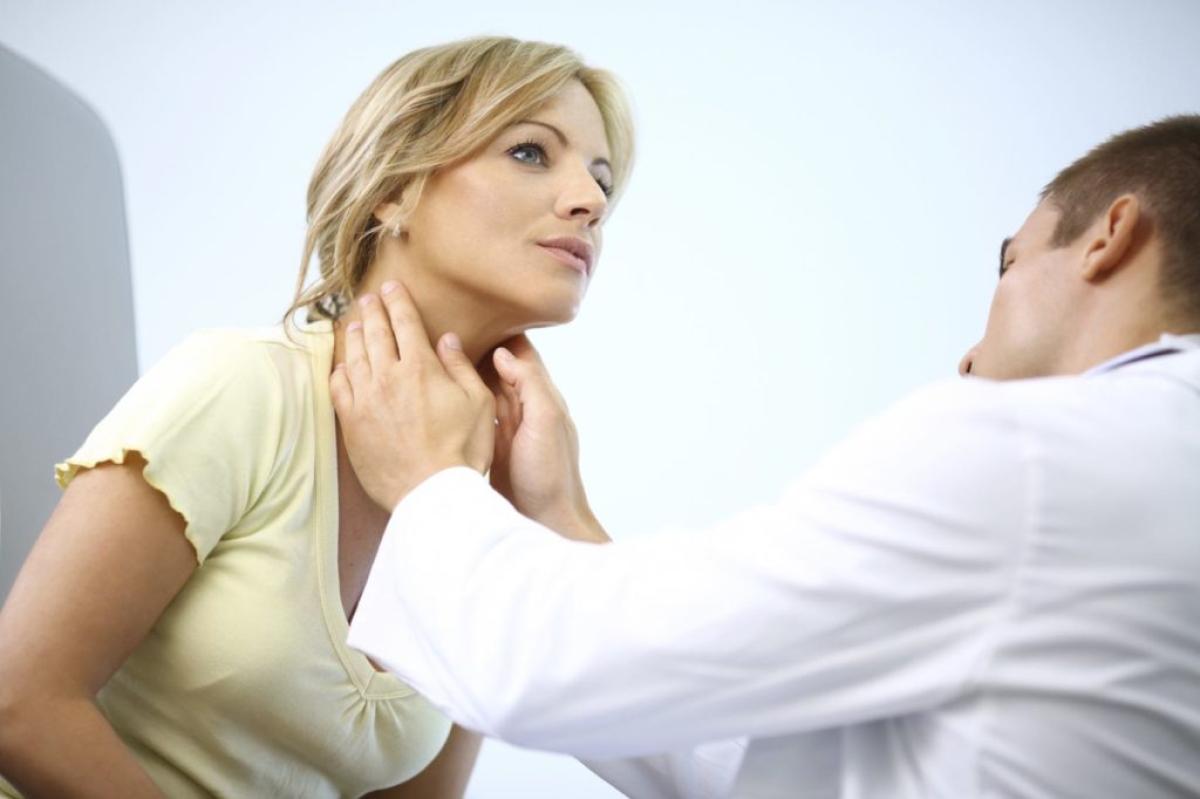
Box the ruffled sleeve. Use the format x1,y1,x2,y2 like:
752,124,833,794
55,330,286,563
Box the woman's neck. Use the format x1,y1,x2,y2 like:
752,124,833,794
330,262,519,371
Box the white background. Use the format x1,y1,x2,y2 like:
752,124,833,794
2,1,1198,795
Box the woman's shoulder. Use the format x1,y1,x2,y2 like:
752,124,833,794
109,323,324,451
58,323,327,553
169,323,312,368
155,322,326,394
102,320,333,459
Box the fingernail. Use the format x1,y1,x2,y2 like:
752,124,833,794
381,281,398,295
358,294,373,307
496,347,514,362
443,332,462,351
347,321,362,332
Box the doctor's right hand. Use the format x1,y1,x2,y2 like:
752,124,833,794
486,336,609,544
331,284,496,512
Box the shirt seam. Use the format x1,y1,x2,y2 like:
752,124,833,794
306,324,414,702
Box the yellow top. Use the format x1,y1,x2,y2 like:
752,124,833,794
0,318,450,798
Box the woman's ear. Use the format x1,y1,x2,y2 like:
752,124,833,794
1080,194,1141,282
372,201,406,237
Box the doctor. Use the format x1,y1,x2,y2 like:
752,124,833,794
336,116,1200,797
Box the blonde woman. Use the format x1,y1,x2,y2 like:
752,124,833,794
0,36,633,798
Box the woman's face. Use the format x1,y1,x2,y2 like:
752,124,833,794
392,79,614,330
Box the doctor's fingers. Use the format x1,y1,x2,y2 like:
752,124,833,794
342,319,370,386
499,335,564,401
330,362,354,410
495,375,522,434
356,293,399,370
378,281,439,370
435,333,493,407
493,344,569,414
499,334,545,368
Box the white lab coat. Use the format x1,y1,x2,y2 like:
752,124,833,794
348,335,1200,798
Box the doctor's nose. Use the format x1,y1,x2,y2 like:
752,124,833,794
958,346,978,377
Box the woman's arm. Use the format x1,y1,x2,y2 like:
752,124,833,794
364,725,482,799
0,454,197,798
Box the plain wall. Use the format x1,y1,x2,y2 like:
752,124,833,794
0,43,138,603
2,1,1199,795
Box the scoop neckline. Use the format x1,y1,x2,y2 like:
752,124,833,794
299,317,413,700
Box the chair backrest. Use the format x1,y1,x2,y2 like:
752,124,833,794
0,43,138,601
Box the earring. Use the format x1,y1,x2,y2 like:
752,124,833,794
314,291,350,320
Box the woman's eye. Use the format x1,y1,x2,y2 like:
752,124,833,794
509,142,547,165
595,177,614,198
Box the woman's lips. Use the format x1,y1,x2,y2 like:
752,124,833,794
537,244,589,276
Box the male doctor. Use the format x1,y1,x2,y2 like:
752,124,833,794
335,116,1200,797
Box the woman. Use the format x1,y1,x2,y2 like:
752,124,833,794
0,35,633,798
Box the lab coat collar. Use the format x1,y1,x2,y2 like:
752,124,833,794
1086,332,1200,375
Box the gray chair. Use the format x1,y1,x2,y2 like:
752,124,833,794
0,43,138,601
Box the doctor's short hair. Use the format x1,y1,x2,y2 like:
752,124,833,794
1041,114,1200,324
287,35,635,324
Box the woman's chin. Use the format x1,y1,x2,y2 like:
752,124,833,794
515,308,580,333
548,297,585,325
514,289,586,327
480,282,586,338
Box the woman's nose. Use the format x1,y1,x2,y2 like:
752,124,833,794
555,166,608,225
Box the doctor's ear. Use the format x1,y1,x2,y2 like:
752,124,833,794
373,201,408,239
1080,194,1142,282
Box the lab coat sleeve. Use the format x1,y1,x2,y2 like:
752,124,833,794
581,737,749,799
347,378,1032,759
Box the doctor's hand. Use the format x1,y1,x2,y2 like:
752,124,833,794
330,282,496,511
485,336,609,544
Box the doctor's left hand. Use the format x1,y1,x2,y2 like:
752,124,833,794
330,282,496,511
485,336,608,543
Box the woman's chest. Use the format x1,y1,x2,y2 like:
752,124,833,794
106,469,447,795
335,431,391,622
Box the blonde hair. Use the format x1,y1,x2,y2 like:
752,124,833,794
286,36,635,326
